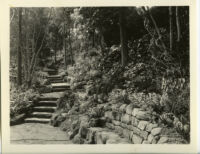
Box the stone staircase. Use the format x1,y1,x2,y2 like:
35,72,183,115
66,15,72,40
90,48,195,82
24,69,69,124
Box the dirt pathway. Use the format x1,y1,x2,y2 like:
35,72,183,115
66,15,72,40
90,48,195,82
10,123,72,144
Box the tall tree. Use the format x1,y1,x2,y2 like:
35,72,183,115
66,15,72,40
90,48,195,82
176,7,181,42
63,23,67,66
27,8,53,86
119,8,128,67
169,7,173,52
17,8,22,86
68,28,73,65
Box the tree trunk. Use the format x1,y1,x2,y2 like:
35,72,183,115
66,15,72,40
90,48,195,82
176,7,181,42
55,50,56,63
169,7,173,52
148,7,167,54
68,29,73,65
119,8,128,67
17,8,22,86
28,31,46,87
24,9,29,82
54,44,57,63
63,24,67,67
27,8,52,87
99,29,106,56
64,37,67,66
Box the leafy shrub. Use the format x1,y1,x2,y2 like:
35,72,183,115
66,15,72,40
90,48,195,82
57,91,77,112
160,78,190,125
32,70,49,87
108,89,131,104
38,85,52,93
10,88,39,118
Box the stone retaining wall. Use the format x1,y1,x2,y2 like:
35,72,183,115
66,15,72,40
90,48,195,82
104,103,187,144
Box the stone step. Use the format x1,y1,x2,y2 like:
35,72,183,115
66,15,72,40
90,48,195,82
52,85,70,89
47,75,62,79
51,83,70,88
39,97,58,101
10,100,32,104
51,88,70,92
33,106,56,112
48,77,63,81
37,101,57,107
24,117,50,124
48,72,57,75
50,80,64,83
30,112,53,118
47,69,57,72
44,69,57,75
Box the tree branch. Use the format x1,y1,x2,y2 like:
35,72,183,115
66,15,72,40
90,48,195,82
29,8,53,79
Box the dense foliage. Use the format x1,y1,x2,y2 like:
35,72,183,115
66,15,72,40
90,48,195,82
10,6,190,141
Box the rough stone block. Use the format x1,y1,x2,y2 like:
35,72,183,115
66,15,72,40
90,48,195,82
79,126,89,139
114,125,124,135
96,132,104,144
115,112,122,121
72,134,84,144
119,104,127,113
122,129,132,139
126,104,134,115
131,133,143,144
151,127,162,136
138,121,150,131
105,122,114,129
120,122,127,128
112,120,121,126
117,103,124,111
131,116,139,127
111,103,119,111
157,136,169,144
139,130,149,140
153,136,160,144
132,108,142,116
101,131,120,144
135,111,151,121
106,139,118,144
86,128,99,144
145,123,158,132
121,114,131,125
104,111,114,120
127,125,148,140
142,140,151,144
106,138,130,144
147,134,155,143
112,111,118,120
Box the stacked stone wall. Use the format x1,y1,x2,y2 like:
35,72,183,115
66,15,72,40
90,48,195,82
104,103,187,144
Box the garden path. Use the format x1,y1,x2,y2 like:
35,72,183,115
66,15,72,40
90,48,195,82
10,70,72,144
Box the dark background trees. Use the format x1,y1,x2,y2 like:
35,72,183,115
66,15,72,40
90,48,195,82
10,6,190,90
10,6,190,141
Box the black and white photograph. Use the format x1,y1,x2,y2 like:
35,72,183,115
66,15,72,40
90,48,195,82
9,6,191,145
0,0,199,153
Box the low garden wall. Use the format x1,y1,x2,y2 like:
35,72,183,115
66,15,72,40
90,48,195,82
103,103,187,144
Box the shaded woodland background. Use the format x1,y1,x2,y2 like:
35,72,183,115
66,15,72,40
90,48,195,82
10,7,190,141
